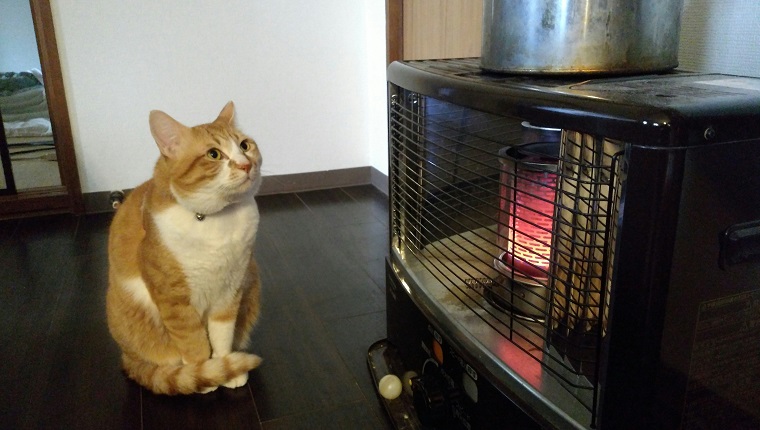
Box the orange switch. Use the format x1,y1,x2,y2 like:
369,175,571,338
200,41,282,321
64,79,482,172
432,339,444,364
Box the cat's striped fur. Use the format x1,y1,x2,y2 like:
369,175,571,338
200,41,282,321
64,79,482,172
107,102,263,395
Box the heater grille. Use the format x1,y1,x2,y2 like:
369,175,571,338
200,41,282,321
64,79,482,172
389,89,625,415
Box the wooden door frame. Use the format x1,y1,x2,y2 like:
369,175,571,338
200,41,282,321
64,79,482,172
386,0,483,63
386,0,403,65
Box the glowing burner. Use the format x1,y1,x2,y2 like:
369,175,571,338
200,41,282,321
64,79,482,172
492,141,559,321
500,174,556,279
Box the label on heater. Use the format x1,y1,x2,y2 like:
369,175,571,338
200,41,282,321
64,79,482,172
682,289,760,428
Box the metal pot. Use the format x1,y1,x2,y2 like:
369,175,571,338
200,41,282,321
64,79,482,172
481,0,684,74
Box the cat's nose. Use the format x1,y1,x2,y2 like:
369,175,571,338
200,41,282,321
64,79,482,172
233,161,252,174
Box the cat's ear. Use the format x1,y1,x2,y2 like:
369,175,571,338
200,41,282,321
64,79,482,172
149,110,187,158
215,101,235,125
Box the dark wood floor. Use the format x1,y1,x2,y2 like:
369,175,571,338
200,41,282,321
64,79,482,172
0,185,393,430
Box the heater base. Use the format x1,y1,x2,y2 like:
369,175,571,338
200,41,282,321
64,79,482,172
381,260,544,430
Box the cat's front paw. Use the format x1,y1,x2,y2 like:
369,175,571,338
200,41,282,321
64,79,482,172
222,372,248,389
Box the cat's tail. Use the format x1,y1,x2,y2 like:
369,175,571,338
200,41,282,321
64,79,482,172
122,352,262,395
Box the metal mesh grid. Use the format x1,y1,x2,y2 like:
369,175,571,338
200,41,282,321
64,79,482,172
548,131,625,398
389,90,626,415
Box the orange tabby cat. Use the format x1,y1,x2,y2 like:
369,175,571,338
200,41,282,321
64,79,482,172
107,102,263,395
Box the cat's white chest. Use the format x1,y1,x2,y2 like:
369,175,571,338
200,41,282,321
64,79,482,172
152,198,259,312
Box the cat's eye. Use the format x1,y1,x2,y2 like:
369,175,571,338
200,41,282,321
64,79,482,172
207,148,222,160
240,140,251,152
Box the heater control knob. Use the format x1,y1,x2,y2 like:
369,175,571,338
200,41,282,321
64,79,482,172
411,374,448,426
411,371,462,427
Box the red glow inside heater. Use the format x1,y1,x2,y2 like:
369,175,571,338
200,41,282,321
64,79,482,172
495,336,544,389
498,143,558,281
503,173,557,278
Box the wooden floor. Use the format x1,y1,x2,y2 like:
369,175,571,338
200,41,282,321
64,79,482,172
0,185,393,430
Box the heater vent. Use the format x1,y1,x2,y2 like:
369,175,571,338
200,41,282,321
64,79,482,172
389,90,625,416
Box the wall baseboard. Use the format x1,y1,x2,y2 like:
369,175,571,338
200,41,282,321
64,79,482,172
83,166,388,213
83,190,126,214
370,166,389,196
258,166,371,195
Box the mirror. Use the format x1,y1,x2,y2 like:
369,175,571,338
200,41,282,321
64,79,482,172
0,0,83,216
0,0,61,192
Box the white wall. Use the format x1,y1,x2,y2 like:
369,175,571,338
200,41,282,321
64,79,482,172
49,0,758,195
50,0,388,193
678,0,760,78
365,0,390,178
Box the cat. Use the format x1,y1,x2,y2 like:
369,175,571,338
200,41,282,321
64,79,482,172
106,101,263,395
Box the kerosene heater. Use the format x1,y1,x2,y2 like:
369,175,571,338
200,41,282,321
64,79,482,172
368,58,760,430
